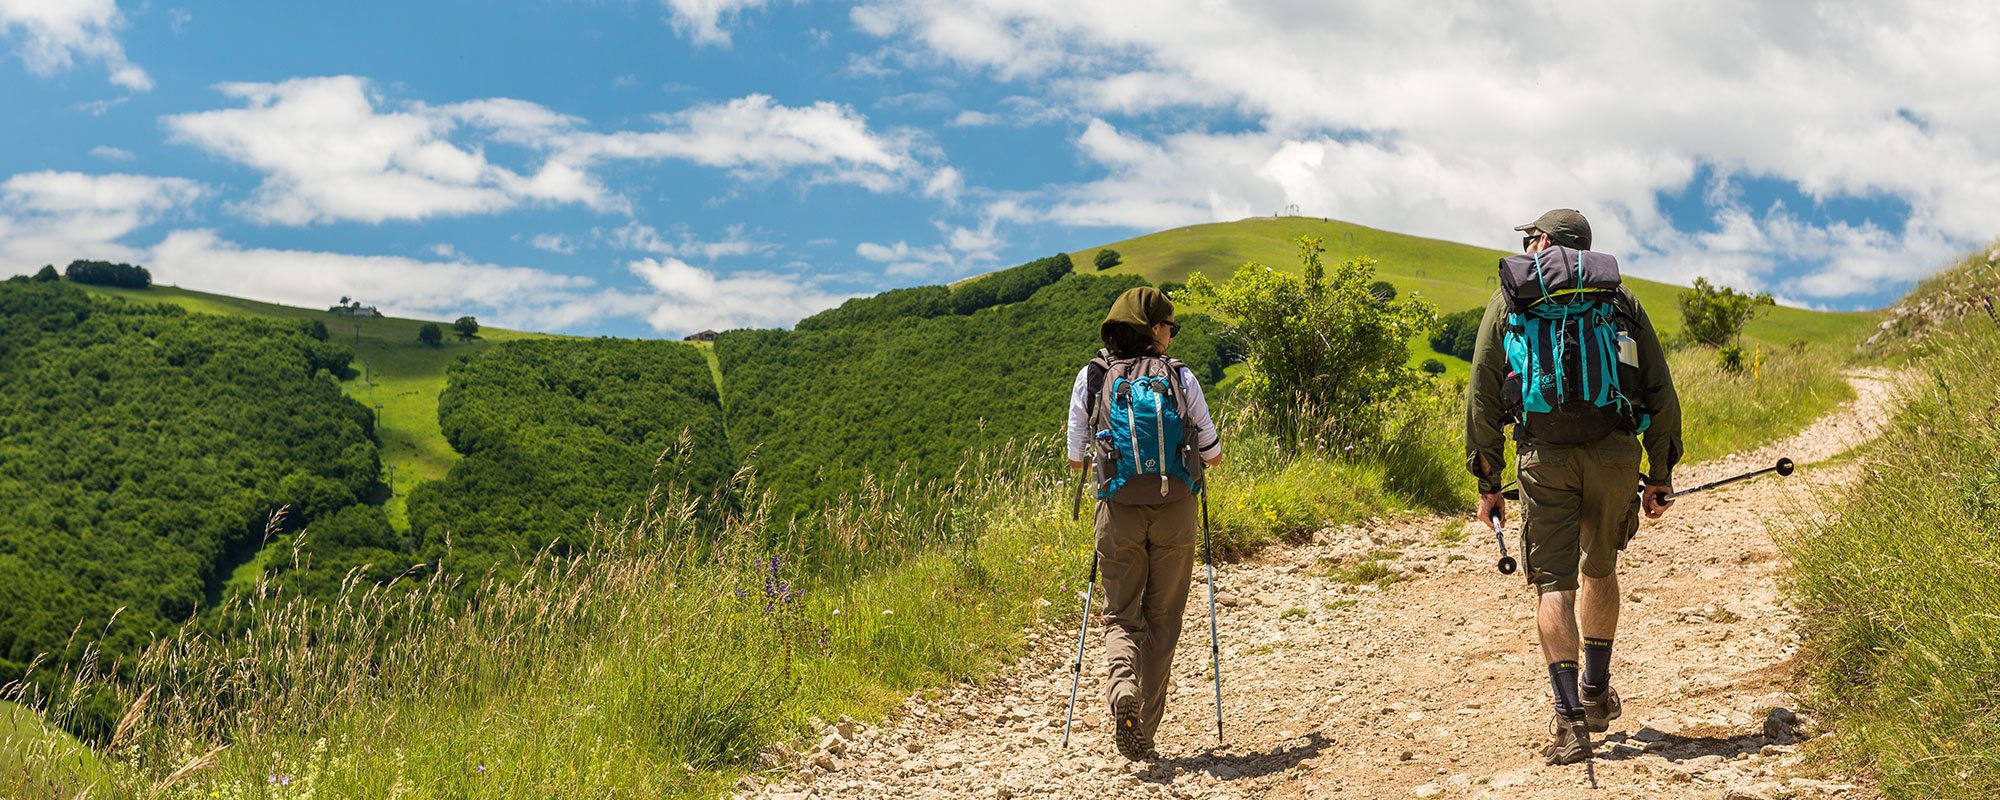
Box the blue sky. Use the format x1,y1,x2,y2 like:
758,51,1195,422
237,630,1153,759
4,1,1998,337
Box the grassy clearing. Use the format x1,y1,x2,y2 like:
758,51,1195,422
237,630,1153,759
1667,342,1856,463
1070,216,1882,378
75,283,558,530
1784,312,2000,799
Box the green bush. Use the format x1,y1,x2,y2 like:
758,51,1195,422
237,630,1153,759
1421,358,1446,376
62,259,149,288
32,265,57,282
1094,249,1121,271
1368,280,1396,302
1678,276,1774,347
417,322,442,346
1429,307,1483,360
1180,235,1437,442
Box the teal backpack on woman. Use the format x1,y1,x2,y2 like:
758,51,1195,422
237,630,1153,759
1083,350,1204,503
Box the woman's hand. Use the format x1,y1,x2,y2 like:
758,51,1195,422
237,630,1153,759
1068,459,1086,471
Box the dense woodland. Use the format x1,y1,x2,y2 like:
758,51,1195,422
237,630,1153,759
404,340,731,579
61,260,152,288
721,272,1226,519
795,253,1074,330
0,280,380,732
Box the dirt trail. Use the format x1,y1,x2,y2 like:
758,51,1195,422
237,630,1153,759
743,371,1901,800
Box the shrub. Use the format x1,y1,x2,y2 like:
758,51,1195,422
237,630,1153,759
1429,307,1483,360
418,322,443,346
1368,280,1396,302
62,259,150,288
1094,249,1121,271
1421,358,1446,376
1180,235,1437,442
453,315,480,341
1678,276,1774,347
33,265,58,282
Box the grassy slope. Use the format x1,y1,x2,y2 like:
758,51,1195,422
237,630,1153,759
75,284,557,530
1069,216,1880,351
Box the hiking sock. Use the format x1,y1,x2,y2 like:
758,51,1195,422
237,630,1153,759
1548,661,1584,719
1581,638,1613,696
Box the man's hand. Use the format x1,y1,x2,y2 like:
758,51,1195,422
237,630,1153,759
1476,491,1505,530
1642,485,1674,519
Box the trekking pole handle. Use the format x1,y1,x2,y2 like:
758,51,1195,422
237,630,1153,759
1489,515,1517,575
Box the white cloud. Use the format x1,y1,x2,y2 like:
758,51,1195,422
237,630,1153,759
608,221,777,261
164,76,608,225
89,145,134,161
628,256,852,331
166,79,950,226
661,0,770,46
855,239,961,279
0,171,202,271
529,233,577,255
923,166,963,203
147,229,597,325
0,0,150,90
855,0,2000,304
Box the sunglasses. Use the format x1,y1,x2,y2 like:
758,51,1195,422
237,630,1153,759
1521,232,1543,252
1163,320,1182,336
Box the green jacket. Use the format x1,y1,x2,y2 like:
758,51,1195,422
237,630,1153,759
1463,287,1682,494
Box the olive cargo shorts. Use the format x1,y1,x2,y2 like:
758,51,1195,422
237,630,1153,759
1519,433,1644,594
1094,493,1198,739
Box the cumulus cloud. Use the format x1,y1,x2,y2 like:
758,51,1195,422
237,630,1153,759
164,79,950,226
608,221,778,261
661,0,771,46
0,0,150,90
0,171,202,271
88,145,134,161
164,76,608,225
628,255,852,332
855,0,2000,305
529,233,577,255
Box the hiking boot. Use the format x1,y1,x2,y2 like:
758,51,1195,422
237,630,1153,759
1542,713,1592,766
1112,696,1148,762
1580,684,1622,733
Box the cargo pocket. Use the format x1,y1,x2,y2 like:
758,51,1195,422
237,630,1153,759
1618,491,1642,549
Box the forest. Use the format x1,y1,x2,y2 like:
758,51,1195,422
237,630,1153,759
795,253,1075,330
0,280,380,732
404,339,731,580
720,272,1227,519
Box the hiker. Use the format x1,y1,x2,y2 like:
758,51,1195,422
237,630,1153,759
1465,209,1683,766
1065,286,1224,761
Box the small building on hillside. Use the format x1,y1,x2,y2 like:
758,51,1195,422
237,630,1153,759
682,329,719,342
329,300,383,317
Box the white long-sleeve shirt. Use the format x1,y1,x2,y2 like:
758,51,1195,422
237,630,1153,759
1065,363,1222,463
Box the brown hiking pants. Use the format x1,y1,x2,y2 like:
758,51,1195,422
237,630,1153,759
1519,433,1645,594
1095,493,1199,739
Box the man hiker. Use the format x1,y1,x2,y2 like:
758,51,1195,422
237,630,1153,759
1465,209,1683,765
1066,286,1224,761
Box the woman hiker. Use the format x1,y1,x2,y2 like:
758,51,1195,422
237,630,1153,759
1065,286,1224,761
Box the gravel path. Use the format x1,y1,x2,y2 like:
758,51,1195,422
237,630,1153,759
742,371,1901,800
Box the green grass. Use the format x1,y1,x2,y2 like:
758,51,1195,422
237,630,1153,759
1071,215,1883,370
1667,343,1856,463
1785,304,2000,798
1,699,107,797
75,283,559,530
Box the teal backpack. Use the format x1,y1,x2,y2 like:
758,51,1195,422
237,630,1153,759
1084,351,1204,503
1497,246,1650,445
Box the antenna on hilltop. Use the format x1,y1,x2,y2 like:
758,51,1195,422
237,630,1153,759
1284,203,1301,217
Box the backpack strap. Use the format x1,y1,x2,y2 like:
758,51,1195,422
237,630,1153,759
1084,349,1111,417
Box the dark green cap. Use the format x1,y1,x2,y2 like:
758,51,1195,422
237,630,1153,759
1514,208,1592,250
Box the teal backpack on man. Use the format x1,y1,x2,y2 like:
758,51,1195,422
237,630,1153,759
1497,245,1651,445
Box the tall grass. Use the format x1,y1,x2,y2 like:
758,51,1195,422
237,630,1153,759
1669,342,1856,462
1785,315,2000,798
3,418,1447,799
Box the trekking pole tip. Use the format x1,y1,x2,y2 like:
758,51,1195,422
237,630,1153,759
1775,457,1795,476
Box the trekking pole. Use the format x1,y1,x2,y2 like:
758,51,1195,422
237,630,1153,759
1659,457,1795,499
1062,456,1094,748
1202,489,1223,745
1488,514,1517,575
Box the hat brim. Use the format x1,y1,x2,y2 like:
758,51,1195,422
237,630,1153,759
1512,222,1538,232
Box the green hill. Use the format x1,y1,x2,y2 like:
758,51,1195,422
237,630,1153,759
1069,216,1882,366
74,284,558,529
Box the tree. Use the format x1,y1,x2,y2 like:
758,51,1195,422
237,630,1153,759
1429,307,1484,361
418,323,443,346
1421,358,1446,376
1368,280,1397,302
302,319,329,341
1180,235,1438,441
33,265,58,282
63,259,150,288
1094,249,1122,271
1678,276,1774,347
453,316,480,342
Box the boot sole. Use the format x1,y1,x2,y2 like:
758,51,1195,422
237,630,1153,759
1113,698,1147,762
